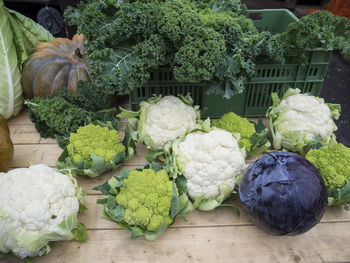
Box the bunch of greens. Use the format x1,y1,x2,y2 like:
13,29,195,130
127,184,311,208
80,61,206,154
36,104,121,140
64,0,281,99
25,81,117,138
56,121,134,177
94,163,192,241
277,11,350,62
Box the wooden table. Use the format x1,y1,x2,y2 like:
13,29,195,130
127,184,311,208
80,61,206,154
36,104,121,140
4,112,350,263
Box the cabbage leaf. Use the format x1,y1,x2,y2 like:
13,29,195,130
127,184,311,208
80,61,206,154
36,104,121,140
0,0,23,119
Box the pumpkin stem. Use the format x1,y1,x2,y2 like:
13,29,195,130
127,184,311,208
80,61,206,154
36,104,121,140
74,48,84,59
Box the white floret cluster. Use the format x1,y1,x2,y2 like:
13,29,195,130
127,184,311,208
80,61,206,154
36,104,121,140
275,93,335,142
0,164,79,259
176,129,246,200
143,96,197,149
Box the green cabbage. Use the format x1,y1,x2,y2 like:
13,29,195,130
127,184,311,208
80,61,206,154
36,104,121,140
0,0,54,119
0,1,23,119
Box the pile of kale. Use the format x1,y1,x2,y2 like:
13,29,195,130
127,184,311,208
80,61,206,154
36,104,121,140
64,0,350,99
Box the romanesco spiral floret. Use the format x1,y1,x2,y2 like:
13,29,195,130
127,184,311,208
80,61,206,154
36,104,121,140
306,143,350,189
116,169,174,232
212,112,255,151
67,123,125,165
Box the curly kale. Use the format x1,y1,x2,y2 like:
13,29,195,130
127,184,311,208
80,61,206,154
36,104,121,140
198,9,282,97
25,82,117,138
174,26,225,83
26,96,93,138
64,0,227,95
193,0,248,16
65,1,349,100
277,11,350,61
60,81,112,111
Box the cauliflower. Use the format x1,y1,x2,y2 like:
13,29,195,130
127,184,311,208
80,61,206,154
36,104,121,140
173,128,246,211
306,143,350,207
68,123,125,165
0,164,87,260
267,88,340,155
212,112,270,155
95,165,192,241
57,121,132,177
118,95,199,150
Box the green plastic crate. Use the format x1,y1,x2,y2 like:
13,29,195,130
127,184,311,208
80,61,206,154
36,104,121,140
129,9,332,117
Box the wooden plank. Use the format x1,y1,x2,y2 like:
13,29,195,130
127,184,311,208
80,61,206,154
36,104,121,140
9,122,128,145
79,195,350,230
10,143,149,168
6,222,350,263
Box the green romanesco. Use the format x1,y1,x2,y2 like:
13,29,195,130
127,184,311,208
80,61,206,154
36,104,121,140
212,112,255,151
67,123,125,165
116,169,174,232
306,143,350,189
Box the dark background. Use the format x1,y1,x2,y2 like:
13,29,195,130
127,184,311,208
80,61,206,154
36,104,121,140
4,0,349,146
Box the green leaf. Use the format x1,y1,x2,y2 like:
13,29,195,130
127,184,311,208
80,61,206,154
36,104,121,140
219,203,240,216
328,180,350,208
93,181,110,195
144,222,167,241
104,196,125,222
175,175,187,195
117,107,141,118
170,181,179,220
5,7,54,68
271,92,280,107
123,125,136,160
72,223,88,242
327,103,341,120
306,134,324,152
150,162,162,172
55,134,70,149
146,150,164,164
96,198,108,205
0,2,23,119
130,226,145,240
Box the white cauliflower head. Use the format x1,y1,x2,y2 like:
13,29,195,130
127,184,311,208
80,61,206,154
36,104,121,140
268,88,340,155
174,129,246,211
0,164,86,260
137,95,198,150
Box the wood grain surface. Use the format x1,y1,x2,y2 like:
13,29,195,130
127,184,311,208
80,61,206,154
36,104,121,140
3,112,350,263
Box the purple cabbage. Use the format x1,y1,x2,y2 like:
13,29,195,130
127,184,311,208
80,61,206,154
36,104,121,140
239,152,327,236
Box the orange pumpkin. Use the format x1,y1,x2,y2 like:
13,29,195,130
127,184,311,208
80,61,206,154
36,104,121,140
21,34,91,98
0,114,14,172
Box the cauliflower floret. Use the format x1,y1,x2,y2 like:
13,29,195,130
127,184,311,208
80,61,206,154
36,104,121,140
176,129,246,206
115,169,174,232
67,123,125,165
140,96,197,150
0,164,80,259
269,88,339,155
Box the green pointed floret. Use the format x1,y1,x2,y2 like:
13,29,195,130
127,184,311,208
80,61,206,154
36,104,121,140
56,120,134,178
306,143,350,207
117,169,173,232
67,124,125,165
94,164,193,241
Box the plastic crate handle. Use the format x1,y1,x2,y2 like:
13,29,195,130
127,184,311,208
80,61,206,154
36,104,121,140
248,12,263,21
